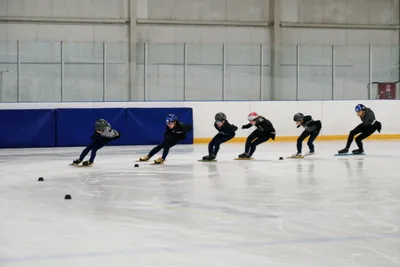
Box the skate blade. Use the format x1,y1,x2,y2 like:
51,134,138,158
287,156,304,159
234,158,254,160
334,153,365,156
150,163,164,165
198,159,217,162
69,163,80,166
72,164,93,167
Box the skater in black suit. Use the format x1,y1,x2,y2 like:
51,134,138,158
338,104,381,154
202,112,238,161
238,112,275,159
139,114,193,164
292,113,322,157
71,119,120,166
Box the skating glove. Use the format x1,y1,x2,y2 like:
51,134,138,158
375,121,382,133
241,124,252,129
112,131,121,140
183,124,193,132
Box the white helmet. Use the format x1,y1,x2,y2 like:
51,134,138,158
248,112,259,121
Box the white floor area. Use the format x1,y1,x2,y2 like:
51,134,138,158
0,140,400,267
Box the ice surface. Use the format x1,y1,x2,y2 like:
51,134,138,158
0,141,400,267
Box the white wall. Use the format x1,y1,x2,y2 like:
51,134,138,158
0,0,129,42
282,0,399,24
0,100,397,138
0,0,399,101
135,0,399,101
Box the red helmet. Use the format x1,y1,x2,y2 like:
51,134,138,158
248,112,259,121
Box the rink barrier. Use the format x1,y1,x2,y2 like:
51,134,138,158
1,109,56,148
193,134,400,144
0,107,193,148
2,100,400,147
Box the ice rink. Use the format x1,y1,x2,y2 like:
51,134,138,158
0,140,399,267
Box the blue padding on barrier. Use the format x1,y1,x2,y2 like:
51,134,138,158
0,109,56,148
127,108,193,145
56,108,128,147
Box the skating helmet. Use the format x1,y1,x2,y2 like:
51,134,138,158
355,104,366,112
165,114,178,124
248,112,259,121
215,112,226,122
293,113,304,122
95,118,108,131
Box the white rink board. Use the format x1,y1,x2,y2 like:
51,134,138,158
0,100,399,138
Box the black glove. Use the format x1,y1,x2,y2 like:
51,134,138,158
242,124,251,129
112,134,121,140
375,121,382,133
111,131,121,140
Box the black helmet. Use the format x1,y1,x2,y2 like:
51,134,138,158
293,113,304,122
215,112,226,121
95,118,108,131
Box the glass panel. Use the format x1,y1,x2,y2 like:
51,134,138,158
225,45,260,100
20,42,60,63
19,64,61,102
280,46,297,100
147,44,184,100
64,42,103,101
0,41,17,63
136,63,145,100
63,64,103,101
335,46,369,100
136,43,145,100
64,42,103,63
262,45,271,100
0,64,17,102
18,42,61,101
186,44,222,100
372,45,398,99
299,45,332,100
136,43,145,64
106,42,129,101
147,65,184,100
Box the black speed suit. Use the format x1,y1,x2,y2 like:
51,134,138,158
209,120,238,155
345,108,382,150
148,121,193,160
242,117,276,156
297,115,322,153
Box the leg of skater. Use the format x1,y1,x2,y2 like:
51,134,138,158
212,134,234,156
248,135,271,157
84,141,106,165
353,127,376,154
72,140,96,165
294,130,310,157
151,136,180,164
139,142,164,161
204,134,234,160
338,123,364,154
239,131,259,158
306,130,320,155
160,138,179,161
207,135,219,157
